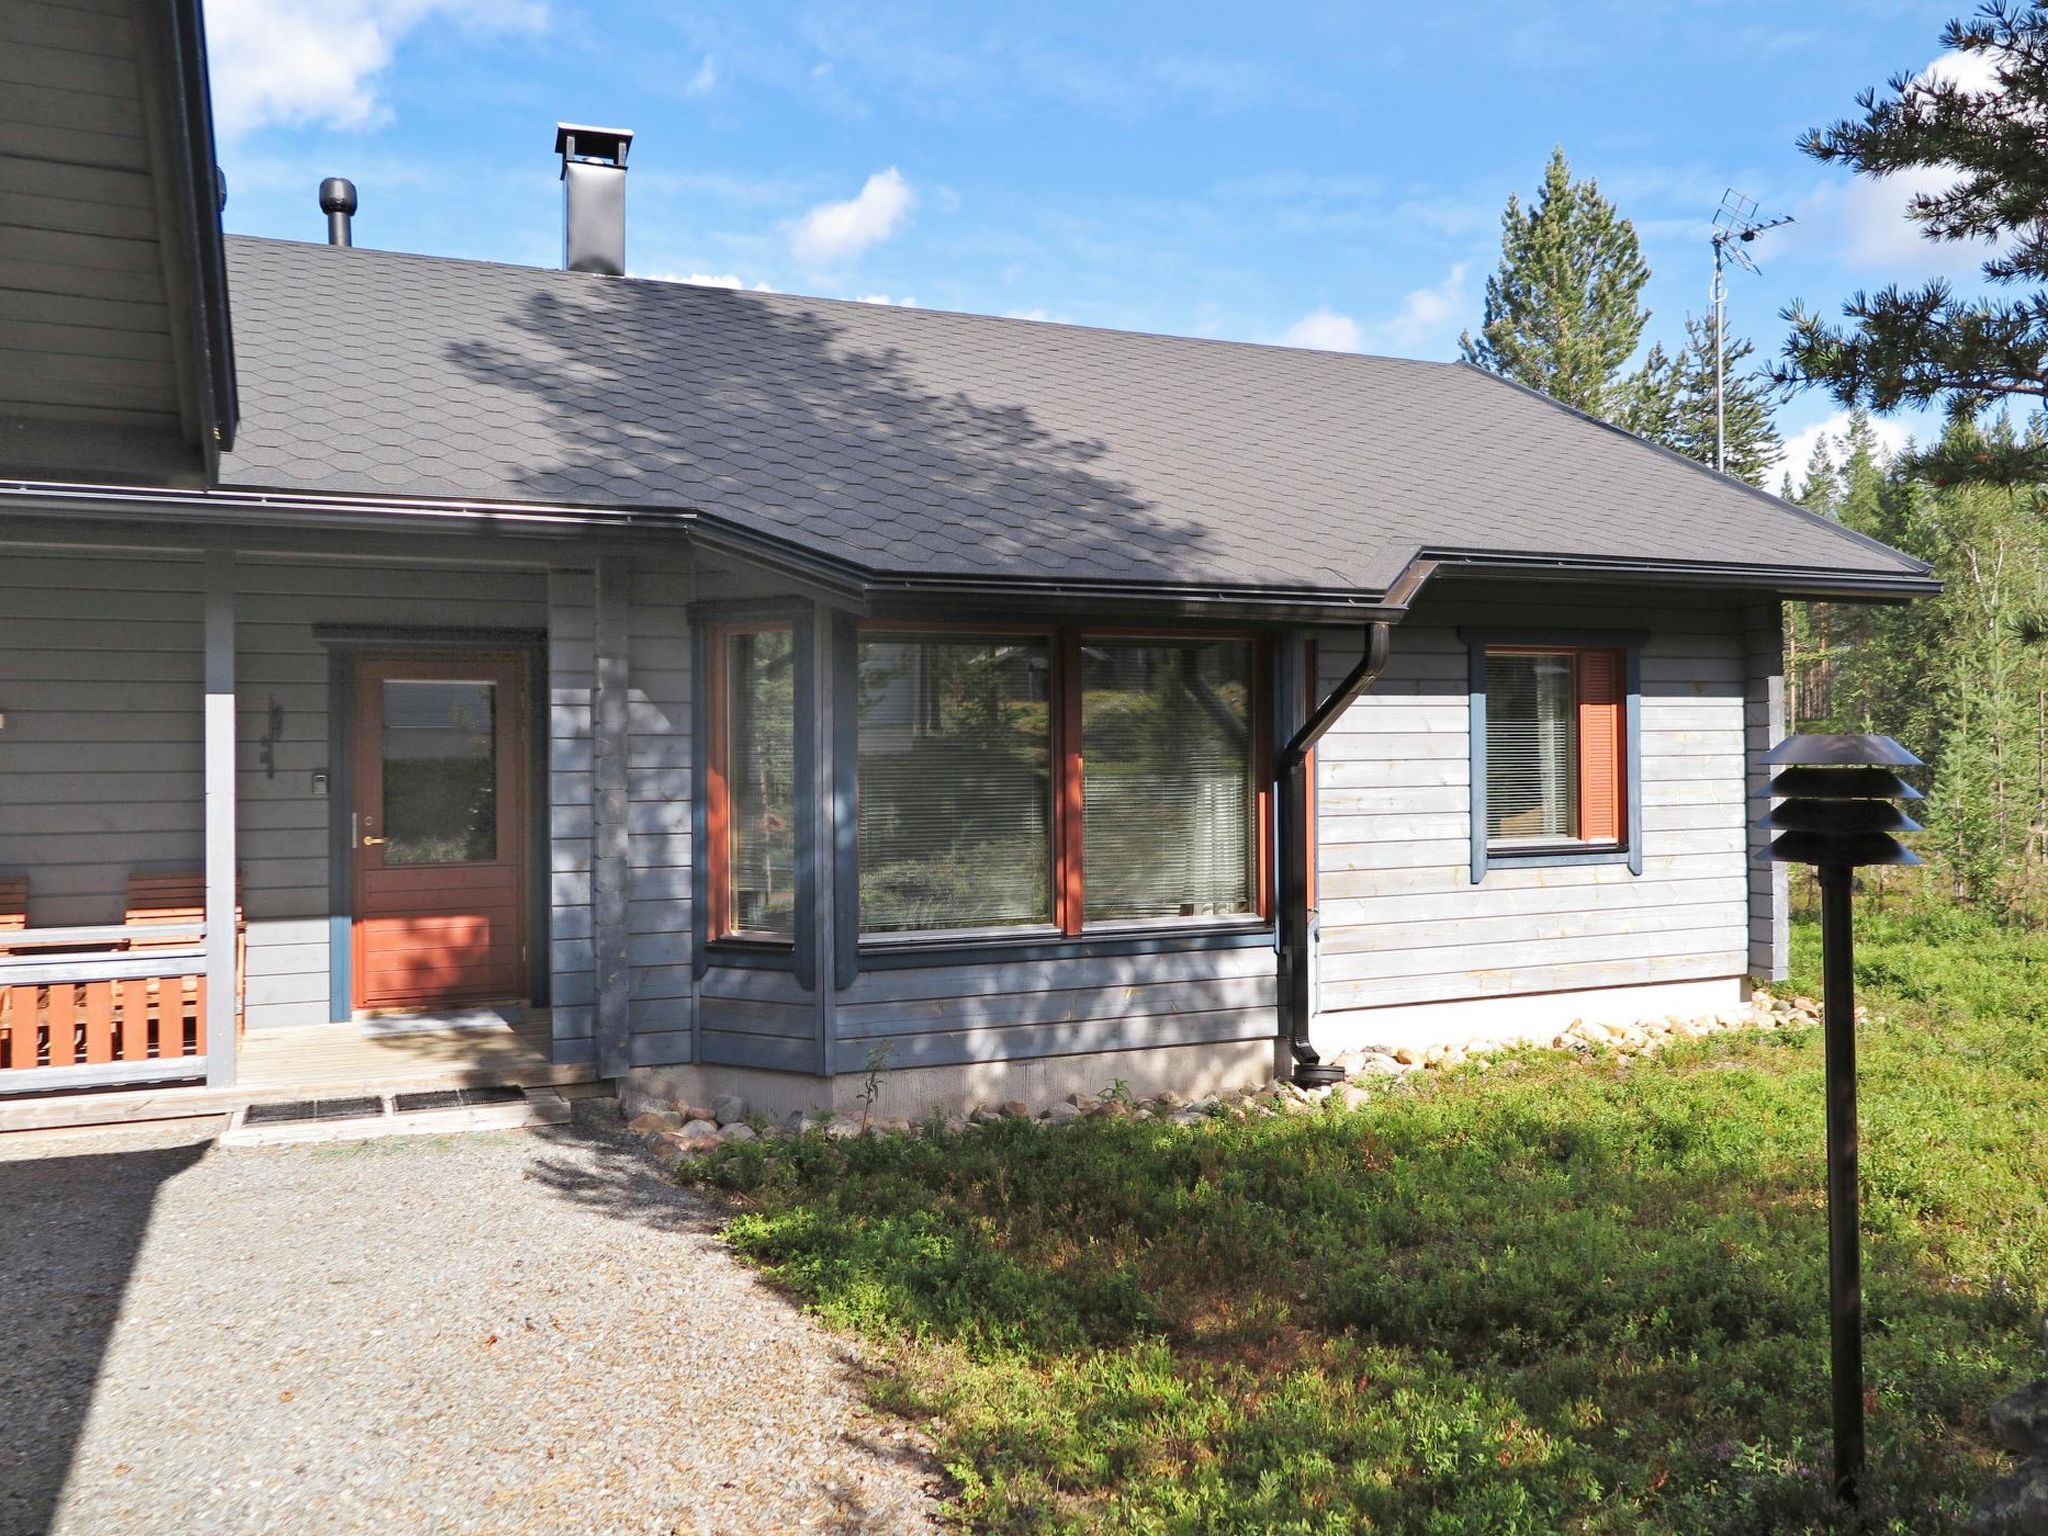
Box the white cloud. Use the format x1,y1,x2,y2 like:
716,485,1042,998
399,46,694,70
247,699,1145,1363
1376,263,1470,353
647,272,776,291
205,0,544,139
851,293,917,307
1772,409,1914,482
1276,264,1470,358
1795,47,2007,277
684,55,717,96
790,168,915,265
1279,307,1362,353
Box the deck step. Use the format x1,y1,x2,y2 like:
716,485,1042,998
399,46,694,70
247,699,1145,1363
218,1086,571,1148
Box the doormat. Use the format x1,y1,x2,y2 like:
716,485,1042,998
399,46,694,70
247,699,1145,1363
243,1095,387,1126
359,1005,523,1038
392,1085,527,1113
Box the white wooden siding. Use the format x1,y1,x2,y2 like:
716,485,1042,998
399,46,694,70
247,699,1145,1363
1313,591,1752,1024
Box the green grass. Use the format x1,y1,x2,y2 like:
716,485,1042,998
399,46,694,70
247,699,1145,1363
678,911,2048,1533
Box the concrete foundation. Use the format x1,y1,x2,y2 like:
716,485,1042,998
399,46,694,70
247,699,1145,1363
1309,976,1749,1059
622,1037,1289,1123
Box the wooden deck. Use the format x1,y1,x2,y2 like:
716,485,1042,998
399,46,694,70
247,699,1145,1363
0,1010,603,1134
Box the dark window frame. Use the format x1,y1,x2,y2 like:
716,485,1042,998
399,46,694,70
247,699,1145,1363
1461,626,1646,883
692,602,816,982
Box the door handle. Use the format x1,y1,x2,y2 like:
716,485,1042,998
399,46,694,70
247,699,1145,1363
362,836,387,846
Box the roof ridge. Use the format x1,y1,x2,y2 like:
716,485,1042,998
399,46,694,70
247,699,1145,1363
219,232,1458,369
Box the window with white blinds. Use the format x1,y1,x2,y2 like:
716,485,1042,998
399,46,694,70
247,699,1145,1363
857,635,1054,934
1481,645,1629,855
1485,650,1580,844
1082,639,1256,921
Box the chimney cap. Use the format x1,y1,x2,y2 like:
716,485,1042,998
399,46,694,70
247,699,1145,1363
554,123,633,171
318,176,358,215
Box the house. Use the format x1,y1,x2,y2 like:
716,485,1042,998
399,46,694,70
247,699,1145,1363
0,0,1937,1128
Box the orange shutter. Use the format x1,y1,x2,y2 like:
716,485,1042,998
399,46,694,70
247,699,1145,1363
1577,649,1625,843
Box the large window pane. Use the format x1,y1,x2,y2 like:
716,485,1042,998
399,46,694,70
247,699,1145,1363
1082,639,1255,922
1485,651,1579,844
382,680,497,865
725,629,796,937
858,635,1053,933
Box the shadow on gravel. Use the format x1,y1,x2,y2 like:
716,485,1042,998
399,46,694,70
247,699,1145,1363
519,1122,723,1238
0,1136,210,1536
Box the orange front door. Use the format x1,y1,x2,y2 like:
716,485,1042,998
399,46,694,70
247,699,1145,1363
351,654,529,1012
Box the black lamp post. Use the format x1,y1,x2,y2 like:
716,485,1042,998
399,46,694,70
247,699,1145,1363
1755,733,1924,1510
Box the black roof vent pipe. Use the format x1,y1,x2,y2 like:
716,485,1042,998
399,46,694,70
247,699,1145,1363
555,123,633,275
319,177,357,247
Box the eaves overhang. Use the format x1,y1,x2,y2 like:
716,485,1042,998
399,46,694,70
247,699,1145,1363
0,480,1939,614
1420,547,1942,603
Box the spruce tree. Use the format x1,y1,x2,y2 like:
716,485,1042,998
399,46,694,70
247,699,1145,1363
1780,2,2048,484
1656,316,1783,486
1459,148,1662,427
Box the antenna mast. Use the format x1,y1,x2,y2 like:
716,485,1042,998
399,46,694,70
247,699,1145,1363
1710,190,1793,475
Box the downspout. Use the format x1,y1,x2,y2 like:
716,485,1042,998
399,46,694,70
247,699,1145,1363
1278,620,1392,1087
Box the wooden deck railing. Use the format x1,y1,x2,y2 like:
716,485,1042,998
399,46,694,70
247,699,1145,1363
0,924,210,1082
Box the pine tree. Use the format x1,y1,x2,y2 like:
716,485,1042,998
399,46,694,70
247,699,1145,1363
1780,2,2048,484
1459,148,1663,427
1785,437,1842,725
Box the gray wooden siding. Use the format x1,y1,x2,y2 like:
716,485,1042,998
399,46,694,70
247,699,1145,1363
549,569,597,1062
0,548,554,1031
1314,589,1753,1016
627,567,692,1063
700,965,814,1071
236,557,549,1029
0,549,203,924
0,0,179,430
834,945,1279,1071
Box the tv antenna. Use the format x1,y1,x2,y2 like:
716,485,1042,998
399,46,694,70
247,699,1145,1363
1710,190,1794,474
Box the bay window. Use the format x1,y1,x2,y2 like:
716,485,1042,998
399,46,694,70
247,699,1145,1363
1081,639,1257,922
856,635,1054,933
853,628,1266,941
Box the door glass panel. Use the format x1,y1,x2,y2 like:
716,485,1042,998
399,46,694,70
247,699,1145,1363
382,680,498,865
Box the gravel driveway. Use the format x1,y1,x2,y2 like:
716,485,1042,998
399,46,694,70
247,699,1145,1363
0,1118,942,1536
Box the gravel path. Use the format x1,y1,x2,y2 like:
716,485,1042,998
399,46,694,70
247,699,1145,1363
0,1117,943,1536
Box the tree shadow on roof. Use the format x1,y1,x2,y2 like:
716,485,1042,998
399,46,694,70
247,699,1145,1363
445,282,1227,586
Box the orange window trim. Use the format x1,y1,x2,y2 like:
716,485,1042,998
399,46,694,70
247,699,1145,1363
1054,629,1086,935
1576,647,1626,843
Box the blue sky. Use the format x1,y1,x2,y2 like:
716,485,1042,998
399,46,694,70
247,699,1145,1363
203,0,1986,479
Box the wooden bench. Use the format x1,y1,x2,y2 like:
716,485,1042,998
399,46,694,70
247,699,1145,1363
122,873,245,1056
0,874,242,1076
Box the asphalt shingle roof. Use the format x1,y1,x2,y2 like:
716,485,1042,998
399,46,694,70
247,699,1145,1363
217,236,1930,599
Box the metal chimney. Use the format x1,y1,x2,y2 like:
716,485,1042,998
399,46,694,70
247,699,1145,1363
319,177,357,247
554,123,633,275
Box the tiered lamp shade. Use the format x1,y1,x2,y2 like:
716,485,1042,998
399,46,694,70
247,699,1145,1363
1755,735,1924,869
